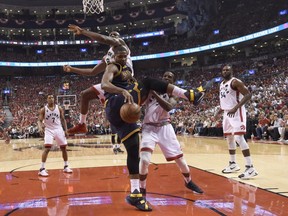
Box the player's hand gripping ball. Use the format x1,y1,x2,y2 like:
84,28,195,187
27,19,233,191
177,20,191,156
120,103,141,123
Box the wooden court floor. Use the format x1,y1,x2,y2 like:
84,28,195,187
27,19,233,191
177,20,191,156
0,135,287,216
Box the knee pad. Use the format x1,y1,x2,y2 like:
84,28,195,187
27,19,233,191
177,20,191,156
227,135,236,150
140,151,152,168
234,135,249,150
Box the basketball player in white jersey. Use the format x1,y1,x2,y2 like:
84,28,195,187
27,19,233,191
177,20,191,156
63,26,133,133
139,71,203,195
217,65,258,179
63,25,132,153
37,94,73,177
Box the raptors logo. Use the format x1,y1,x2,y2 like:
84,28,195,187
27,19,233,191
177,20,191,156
240,125,246,130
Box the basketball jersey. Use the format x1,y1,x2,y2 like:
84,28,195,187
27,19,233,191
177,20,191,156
219,77,244,111
104,63,133,100
44,105,62,130
143,93,170,124
104,46,134,76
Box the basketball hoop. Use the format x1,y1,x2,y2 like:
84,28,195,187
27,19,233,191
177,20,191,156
64,104,70,110
83,0,104,14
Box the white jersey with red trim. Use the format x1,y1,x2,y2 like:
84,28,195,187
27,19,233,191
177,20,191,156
143,92,170,124
44,105,62,130
104,46,134,76
220,77,244,111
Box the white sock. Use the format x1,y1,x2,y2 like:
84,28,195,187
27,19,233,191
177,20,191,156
41,162,45,169
79,114,87,124
230,154,236,162
172,86,187,99
245,156,252,166
130,179,140,193
64,161,68,166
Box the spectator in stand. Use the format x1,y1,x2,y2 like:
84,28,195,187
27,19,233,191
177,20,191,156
246,113,258,140
278,114,288,143
256,113,270,140
267,114,281,141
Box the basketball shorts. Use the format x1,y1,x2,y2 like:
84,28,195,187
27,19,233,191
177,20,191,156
140,124,183,161
44,128,67,146
92,83,106,104
223,108,247,136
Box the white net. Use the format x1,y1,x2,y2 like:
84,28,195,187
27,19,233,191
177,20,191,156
82,0,104,14
57,95,77,107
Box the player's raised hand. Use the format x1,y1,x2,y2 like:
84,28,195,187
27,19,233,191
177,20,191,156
68,24,83,35
63,65,72,73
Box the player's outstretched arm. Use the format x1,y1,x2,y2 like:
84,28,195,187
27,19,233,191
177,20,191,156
63,61,106,76
68,24,121,47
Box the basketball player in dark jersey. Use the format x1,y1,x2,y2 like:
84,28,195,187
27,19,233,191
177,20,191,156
101,45,210,211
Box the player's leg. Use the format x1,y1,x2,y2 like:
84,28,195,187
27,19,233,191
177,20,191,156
111,133,118,154
105,96,150,211
139,151,152,196
68,85,102,135
116,134,124,153
140,77,213,105
235,134,258,179
111,124,123,154
231,110,257,179
221,112,241,174
122,132,152,211
158,124,203,194
139,124,158,196
56,129,73,173
39,146,51,177
110,124,118,154
39,130,53,176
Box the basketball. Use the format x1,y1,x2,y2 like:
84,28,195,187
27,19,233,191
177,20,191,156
120,103,141,123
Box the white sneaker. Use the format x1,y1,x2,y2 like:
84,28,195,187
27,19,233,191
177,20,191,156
238,165,258,179
277,138,284,143
63,166,73,173
222,161,240,173
38,168,49,177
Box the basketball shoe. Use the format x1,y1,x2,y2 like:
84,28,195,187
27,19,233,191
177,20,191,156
238,165,258,179
185,180,204,194
67,123,87,135
113,148,118,155
38,168,49,177
126,189,152,211
184,80,214,105
63,165,73,173
117,147,124,153
222,161,241,173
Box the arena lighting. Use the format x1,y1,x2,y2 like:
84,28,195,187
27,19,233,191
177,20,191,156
213,29,220,35
0,23,287,67
0,30,164,46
